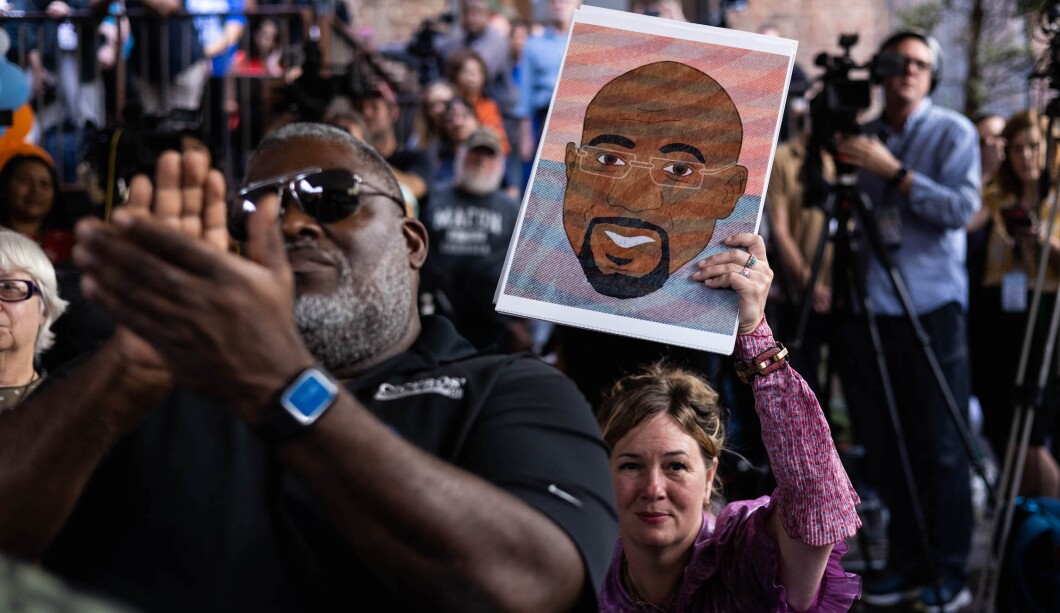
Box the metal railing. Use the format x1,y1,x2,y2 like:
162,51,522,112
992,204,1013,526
0,5,394,191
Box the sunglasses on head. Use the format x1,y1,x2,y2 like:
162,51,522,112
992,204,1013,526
227,167,406,242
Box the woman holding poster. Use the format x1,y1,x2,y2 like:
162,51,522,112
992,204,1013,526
596,233,861,612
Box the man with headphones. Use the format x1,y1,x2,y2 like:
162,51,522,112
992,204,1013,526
835,30,980,612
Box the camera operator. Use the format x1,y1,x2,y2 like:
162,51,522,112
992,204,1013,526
834,30,980,611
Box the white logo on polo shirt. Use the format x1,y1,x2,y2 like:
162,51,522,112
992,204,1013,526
374,377,467,401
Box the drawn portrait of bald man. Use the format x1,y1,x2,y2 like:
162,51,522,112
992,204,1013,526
497,16,795,351
562,61,748,299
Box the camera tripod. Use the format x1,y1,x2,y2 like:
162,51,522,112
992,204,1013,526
974,103,1060,612
789,163,996,605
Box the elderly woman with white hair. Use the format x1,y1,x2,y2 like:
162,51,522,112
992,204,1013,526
0,229,67,411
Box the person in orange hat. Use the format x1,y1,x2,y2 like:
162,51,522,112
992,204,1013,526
0,144,73,264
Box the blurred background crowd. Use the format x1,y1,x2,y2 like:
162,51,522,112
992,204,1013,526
2,0,1060,609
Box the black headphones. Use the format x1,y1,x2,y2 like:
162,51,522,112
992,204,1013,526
871,29,943,93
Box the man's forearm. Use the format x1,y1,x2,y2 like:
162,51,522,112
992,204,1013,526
905,174,980,230
138,0,180,16
204,21,243,57
274,395,586,613
0,339,170,560
904,129,981,229
769,220,810,286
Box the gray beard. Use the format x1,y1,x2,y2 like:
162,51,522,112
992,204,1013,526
293,239,412,372
458,163,505,196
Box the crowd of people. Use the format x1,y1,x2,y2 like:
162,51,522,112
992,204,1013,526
0,0,1057,612
0,117,862,613
765,28,1060,613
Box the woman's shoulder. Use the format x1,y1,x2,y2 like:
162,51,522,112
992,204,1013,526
982,183,1011,211
698,496,771,547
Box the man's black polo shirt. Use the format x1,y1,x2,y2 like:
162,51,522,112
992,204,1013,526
44,317,617,612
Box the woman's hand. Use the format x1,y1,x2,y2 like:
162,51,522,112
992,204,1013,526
691,233,773,334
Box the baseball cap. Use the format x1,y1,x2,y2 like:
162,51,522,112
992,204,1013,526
464,127,502,155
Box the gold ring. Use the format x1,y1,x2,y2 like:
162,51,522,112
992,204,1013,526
746,254,757,268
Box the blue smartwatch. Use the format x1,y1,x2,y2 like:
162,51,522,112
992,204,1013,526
257,367,339,445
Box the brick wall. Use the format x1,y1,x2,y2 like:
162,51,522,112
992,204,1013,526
726,0,891,82
349,0,1022,114
357,0,890,70
350,0,450,47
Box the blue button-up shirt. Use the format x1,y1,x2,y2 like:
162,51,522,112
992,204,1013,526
514,26,568,119
860,98,981,315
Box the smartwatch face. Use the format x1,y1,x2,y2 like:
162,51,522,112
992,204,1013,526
281,369,339,425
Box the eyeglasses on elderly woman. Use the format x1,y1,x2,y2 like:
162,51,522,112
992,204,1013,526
226,168,406,241
0,279,40,303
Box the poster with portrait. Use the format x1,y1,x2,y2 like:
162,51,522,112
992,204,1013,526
495,6,797,354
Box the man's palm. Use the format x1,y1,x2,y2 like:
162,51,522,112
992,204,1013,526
108,150,228,375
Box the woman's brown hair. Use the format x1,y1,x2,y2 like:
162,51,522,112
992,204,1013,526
597,361,726,498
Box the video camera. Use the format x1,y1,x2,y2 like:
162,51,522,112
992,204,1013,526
1032,0,1060,90
408,10,454,59
406,10,455,86
809,34,910,245
88,106,207,211
810,34,873,152
281,30,393,123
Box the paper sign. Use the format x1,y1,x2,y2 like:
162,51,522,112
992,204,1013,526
495,6,797,354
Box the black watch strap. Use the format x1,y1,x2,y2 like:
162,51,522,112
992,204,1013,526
255,367,340,446
889,164,909,186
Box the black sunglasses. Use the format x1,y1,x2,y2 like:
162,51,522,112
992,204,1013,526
227,167,406,241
